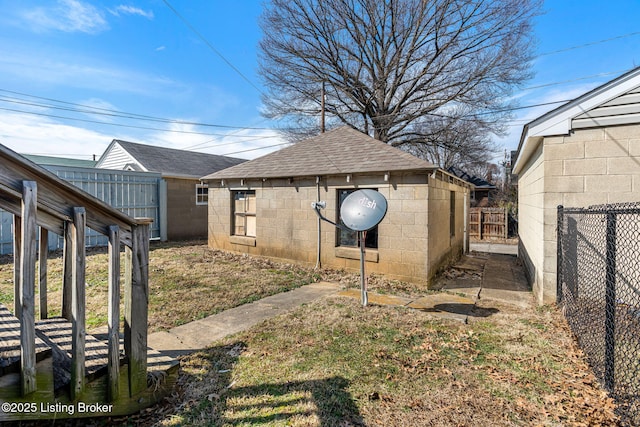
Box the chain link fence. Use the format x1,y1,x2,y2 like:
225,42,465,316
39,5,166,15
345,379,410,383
557,202,640,425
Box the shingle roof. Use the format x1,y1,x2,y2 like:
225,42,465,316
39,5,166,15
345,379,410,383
447,166,494,189
202,126,436,180
113,140,246,178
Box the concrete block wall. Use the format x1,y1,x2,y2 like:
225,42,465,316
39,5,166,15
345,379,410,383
519,124,640,304
517,142,546,304
427,173,467,281
207,172,469,286
166,178,208,240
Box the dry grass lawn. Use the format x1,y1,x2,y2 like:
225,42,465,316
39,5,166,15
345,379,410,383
0,241,621,426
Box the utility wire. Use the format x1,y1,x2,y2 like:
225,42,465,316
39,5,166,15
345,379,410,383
538,31,640,57
0,106,237,136
221,142,291,156
162,0,265,96
0,88,271,131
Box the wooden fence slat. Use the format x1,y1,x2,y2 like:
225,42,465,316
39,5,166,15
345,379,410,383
39,227,48,320
107,225,120,402
70,207,86,400
20,181,37,395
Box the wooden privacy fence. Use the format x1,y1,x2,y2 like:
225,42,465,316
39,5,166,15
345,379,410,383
469,207,508,240
0,165,164,255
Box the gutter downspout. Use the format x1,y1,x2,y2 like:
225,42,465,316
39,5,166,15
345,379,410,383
315,176,321,269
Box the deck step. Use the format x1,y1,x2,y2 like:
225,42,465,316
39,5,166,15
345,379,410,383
35,318,125,393
0,304,51,376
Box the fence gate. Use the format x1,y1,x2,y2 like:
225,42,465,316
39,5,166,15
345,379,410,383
557,202,640,425
469,207,508,239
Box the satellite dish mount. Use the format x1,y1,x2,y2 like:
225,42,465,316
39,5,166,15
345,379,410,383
312,189,388,306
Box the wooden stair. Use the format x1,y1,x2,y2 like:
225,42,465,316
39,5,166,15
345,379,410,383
0,145,179,421
0,303,179,421
0,305,51,376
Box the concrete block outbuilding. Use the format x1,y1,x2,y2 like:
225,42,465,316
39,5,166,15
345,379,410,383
202,127,471,286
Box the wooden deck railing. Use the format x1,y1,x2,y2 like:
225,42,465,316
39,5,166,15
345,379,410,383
0,144,151,401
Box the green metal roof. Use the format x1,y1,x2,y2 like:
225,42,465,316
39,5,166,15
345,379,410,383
23,154,97,168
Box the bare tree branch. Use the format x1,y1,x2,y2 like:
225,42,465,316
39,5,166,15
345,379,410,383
258,0,541,164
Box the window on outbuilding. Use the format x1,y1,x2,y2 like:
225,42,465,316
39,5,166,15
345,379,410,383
336,188,378,249
196,183,208,205
233,190,256,237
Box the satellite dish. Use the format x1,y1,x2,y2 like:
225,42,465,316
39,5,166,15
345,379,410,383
340,189,388,231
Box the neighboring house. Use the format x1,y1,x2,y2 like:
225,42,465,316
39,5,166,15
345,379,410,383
202,126,472,286
447,166,496,207
97,139,246,240
513,67,640,305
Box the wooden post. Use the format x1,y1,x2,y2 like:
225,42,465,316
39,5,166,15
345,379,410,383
39,227,48,319
20,181,37,395
503,207,508,239
107,225,120,402
61,221,73,321
124,222,150,397
13,215,22,318
70,207,86,400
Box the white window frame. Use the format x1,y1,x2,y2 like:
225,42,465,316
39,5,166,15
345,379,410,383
196,183,208,206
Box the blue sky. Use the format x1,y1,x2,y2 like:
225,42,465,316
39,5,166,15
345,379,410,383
0,1,640,163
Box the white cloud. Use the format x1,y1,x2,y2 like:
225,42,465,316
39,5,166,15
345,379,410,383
109,5,154,20
0,108,286,163
0,111,112,159
23,0,108,34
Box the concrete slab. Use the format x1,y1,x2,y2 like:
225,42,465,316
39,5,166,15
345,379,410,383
470,242,518,255
258,282,340,310
479,254,532,308
337,289,412,306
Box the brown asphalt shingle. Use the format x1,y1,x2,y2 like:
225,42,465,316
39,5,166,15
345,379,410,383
202,126,435,180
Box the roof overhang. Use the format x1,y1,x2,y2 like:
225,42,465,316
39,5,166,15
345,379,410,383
513,67,640,174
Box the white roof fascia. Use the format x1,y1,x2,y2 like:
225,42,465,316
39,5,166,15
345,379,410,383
514,67,640,174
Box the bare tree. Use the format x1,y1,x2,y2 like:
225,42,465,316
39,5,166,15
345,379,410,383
258,0,541,162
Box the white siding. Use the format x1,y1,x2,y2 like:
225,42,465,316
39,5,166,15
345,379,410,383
97,142,144,170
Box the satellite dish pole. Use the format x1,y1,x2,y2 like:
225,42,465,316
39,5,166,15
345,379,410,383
312,189,388,306
358,230,368,306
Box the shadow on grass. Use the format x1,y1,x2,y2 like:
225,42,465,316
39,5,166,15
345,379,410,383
177,342,364,426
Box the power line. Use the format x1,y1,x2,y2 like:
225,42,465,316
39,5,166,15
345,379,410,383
162,0,265,96
0,106,237,136
0,88,272,132
221,142,291,156
521,69,630,91
538,31,640,57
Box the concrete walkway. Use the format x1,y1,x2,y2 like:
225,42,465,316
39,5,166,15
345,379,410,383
469,241,518,255
148,281,340,356
148,252,532,355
